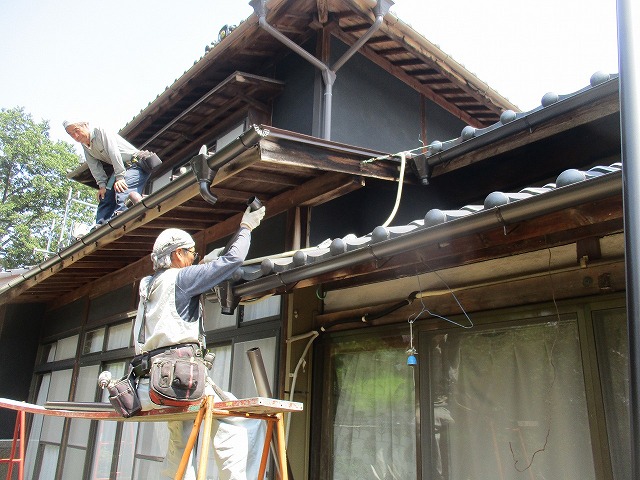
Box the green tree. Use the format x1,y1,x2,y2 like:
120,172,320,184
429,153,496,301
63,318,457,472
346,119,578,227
0,107,95,269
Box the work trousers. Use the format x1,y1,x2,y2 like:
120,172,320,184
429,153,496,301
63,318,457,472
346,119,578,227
95,166,150,224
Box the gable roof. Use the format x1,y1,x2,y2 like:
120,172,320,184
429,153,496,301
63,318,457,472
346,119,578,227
119,0,518,164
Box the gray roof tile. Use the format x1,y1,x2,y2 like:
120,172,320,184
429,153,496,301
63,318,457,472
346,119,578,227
233,160,622,283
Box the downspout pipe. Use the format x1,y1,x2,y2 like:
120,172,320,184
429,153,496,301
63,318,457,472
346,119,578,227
249,0,392,139
234,170,622,298
617,0,640,475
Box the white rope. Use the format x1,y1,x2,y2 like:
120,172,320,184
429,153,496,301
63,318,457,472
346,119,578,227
381,151,407,228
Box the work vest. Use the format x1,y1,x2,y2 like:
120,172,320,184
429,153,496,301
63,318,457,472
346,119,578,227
134,269,201,354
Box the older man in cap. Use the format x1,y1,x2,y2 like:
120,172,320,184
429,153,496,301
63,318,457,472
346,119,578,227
133,204,266,480
64,120,161,224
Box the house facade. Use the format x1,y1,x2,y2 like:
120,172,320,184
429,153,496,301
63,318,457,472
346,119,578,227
0,1,630,479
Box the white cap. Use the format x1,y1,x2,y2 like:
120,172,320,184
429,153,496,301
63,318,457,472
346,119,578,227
151,228,195,270
62,119,87,129
153,228,194,257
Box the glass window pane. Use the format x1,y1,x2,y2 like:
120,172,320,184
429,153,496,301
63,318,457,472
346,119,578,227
133,458,164,480
135,422,168,458
209,344,232,392
593,307,630,480
242,296,280,322
116,422,138,479
39,343,56,364
132,423,167,478
42,369,72,442
83,328,105,354
62,446,86,478
25,374,50,480
91,420,119,479
39,444,59,480
328,332,416,479
91,361,131,479
427,319,595,480
54,335,79,360
107,321,133,350
231,337,277,399
68,365,99,446
204,297,236,330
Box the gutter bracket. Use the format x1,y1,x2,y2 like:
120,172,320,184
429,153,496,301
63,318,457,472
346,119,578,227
409,153,432,185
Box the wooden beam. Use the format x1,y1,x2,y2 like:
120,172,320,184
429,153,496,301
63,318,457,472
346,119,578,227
203,172,364,245
257,137,405,182
316,0,329,24
314,261,626,331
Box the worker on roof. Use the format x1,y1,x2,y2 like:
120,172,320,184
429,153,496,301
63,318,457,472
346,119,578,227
133,204,266,480
63,120,161,224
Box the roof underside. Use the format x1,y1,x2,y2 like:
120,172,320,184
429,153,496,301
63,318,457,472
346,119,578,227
5,128,402,306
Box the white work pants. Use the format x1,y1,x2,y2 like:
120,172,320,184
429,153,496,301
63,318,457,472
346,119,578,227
137,378,265,480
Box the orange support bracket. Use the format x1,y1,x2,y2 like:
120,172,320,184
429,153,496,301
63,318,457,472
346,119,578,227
0,409,25,480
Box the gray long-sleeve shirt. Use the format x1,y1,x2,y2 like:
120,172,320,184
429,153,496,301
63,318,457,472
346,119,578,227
174,227,251,322
82,126,138,188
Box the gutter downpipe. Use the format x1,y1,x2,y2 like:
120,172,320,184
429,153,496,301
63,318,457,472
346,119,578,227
250,0,392,140
0,127,265,298
617,0,640,475
234,170,622,298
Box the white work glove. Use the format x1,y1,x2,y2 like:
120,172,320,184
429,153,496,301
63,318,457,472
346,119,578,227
201,246,225,264
240,205,265,231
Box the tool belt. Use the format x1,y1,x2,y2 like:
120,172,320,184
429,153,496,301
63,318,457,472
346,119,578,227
131,150,162,173
132,343,208,407
107,367,141,418
130,343,201,378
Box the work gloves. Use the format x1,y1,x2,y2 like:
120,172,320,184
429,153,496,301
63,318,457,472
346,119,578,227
241,206,266,231
201,247,226,264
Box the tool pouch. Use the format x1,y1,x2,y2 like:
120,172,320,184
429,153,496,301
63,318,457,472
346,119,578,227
107,370,142,418
148,345,207,407
133,150,162,173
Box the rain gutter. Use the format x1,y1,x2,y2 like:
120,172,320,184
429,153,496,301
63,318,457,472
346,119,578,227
234,169,622,298
0,127,265,298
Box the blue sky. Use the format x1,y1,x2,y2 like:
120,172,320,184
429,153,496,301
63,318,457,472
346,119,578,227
0,0,619,150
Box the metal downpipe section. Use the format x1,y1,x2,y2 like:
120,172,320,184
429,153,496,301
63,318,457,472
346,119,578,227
617,0,640,475
234,171,621,298
246,347,273,398
250,0,390,140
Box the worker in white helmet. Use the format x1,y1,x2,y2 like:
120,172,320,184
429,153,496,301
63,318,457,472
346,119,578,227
133,204,266,480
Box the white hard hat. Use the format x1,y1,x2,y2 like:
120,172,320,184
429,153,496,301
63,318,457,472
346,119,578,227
152,228,194,258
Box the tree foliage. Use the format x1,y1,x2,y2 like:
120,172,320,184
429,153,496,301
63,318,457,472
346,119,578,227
0,107,95,269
